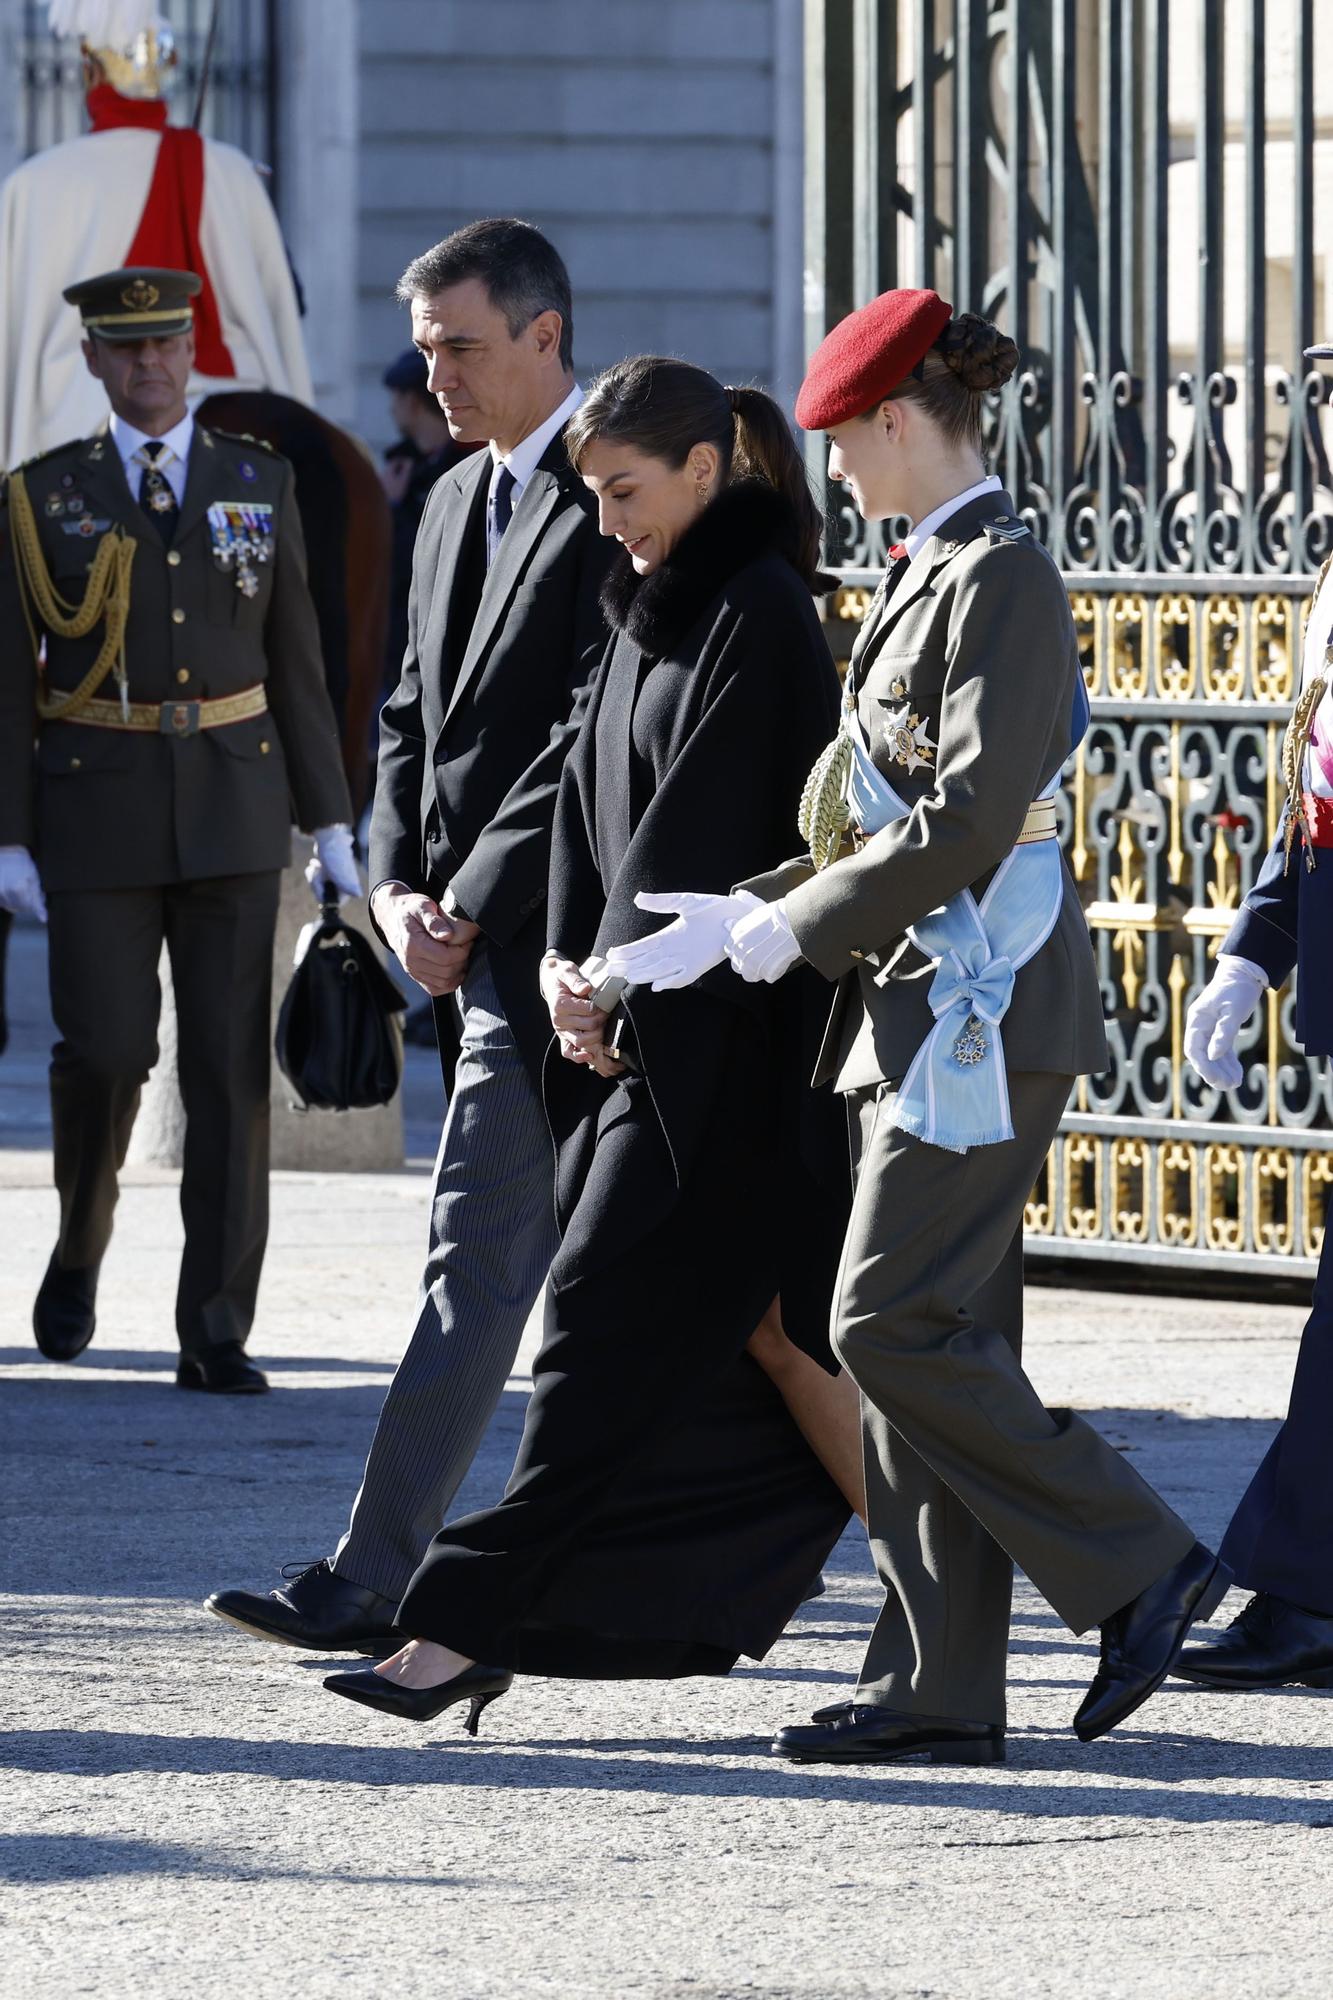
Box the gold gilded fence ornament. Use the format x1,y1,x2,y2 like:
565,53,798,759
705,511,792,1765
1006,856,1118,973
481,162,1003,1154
826,571,1331,1277
1039,575,1330,1278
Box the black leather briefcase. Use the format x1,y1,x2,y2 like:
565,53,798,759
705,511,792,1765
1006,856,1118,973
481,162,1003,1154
275,896,407,1111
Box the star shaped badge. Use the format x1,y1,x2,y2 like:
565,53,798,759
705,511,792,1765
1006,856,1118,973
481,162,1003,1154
880,696,937,774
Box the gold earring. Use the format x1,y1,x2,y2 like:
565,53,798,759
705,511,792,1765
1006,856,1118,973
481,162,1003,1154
695,474,709,502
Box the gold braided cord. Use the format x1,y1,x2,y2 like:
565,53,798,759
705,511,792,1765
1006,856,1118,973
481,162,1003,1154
7,470,136,722
1281,673,1326,874
797,730,854,872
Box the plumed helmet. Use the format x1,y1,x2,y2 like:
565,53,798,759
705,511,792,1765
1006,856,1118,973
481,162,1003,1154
47,2,178,100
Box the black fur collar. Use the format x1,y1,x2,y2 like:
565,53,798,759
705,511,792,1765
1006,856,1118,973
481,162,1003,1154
600,479,823,657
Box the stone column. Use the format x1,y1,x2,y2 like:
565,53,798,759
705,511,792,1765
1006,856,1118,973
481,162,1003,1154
272,0,360,424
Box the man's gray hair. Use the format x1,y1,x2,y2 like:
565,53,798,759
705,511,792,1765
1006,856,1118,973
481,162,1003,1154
397,218,574,370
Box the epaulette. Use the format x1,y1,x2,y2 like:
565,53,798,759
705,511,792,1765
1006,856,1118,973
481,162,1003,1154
8,435,84,480
206,428,278,455
982,512,1031,545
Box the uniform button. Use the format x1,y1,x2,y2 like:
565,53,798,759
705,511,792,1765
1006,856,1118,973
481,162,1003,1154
172,607,186,624
70,757,81,769
176,668,190,685
259,740,271,754
167,550,182,567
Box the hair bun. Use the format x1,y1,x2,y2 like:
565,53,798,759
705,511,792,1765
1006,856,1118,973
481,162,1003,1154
936,313,1020,392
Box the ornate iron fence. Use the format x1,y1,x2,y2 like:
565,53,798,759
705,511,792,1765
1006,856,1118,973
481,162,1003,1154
808,0,1333,1278
18,0,277,175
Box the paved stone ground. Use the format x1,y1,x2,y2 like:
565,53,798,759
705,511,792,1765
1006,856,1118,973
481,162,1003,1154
2,916,1331,2000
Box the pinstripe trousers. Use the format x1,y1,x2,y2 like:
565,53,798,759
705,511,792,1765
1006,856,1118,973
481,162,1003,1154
331,947,558,1602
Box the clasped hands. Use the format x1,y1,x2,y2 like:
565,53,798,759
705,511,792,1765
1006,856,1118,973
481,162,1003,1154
372,884,480,997
540,955,625,1077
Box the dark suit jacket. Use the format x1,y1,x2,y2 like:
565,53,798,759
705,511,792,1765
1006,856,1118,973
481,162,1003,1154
368,424,613,1078
0,425,351,890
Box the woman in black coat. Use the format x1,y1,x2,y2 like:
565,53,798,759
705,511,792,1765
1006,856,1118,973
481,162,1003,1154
325,360,860,1728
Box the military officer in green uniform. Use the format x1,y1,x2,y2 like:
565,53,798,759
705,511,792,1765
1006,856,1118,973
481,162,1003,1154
0,267,356,1392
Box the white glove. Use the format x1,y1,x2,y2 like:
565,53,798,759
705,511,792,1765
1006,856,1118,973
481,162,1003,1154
0,847,46,923
602,889,763,991
725,898,802,984
305,823,362,902
1184,953,1268,1089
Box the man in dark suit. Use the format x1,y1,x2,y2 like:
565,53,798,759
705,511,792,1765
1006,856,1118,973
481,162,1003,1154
0,266,355,1393
206,219,614,1649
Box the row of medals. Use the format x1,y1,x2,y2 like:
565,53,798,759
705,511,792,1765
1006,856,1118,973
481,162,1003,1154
208,502,273,598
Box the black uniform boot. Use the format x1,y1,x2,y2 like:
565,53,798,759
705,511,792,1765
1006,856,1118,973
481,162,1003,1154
32,1253,100,1362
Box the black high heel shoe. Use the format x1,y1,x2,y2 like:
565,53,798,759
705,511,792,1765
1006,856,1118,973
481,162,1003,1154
323,1659,512,1732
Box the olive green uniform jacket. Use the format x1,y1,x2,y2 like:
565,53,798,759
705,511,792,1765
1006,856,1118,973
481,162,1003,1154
747,488,1108,1091
0,423,351,891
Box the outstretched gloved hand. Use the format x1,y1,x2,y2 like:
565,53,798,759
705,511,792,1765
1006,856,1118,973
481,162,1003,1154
603,889,763,991
0,847,46,923
1183,953,1268,1090
305,823,362,902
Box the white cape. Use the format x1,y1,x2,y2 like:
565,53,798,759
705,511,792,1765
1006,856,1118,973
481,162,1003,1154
0,126,314,467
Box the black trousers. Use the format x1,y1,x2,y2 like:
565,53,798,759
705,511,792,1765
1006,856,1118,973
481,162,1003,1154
45,871,282,1354
1221,1223,1333,1616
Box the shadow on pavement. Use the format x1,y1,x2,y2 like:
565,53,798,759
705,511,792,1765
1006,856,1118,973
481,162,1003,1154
3,1724,1330,1825
0,1831,472,1889
0,1348,400,1372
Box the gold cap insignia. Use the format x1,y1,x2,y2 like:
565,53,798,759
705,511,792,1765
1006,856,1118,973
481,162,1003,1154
121,278,161,311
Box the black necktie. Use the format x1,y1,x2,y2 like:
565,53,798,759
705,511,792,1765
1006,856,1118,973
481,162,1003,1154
136,440,178,544
487,463,516,565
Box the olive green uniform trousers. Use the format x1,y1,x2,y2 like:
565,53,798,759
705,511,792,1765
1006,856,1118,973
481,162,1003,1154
838,1069,1196,1726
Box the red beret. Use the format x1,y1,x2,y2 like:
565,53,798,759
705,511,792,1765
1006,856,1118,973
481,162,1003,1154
795,288,953,430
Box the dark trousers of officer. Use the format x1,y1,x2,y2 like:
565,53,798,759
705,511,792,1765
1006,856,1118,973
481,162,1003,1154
46,870,282,1354
1220,1225,1333,1616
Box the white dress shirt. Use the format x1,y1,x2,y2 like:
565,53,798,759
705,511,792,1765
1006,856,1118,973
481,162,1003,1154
902,472,1003,560
109,407,195,506
489,381,584,503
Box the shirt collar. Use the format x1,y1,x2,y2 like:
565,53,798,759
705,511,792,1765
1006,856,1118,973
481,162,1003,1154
489,382,584,496
903,473,1003,561
109,407,195,470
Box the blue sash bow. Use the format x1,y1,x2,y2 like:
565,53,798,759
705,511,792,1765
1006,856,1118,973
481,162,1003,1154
842,707,1073,1152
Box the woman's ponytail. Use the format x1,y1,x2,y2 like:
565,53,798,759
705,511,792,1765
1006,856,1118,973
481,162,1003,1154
726,385,824,590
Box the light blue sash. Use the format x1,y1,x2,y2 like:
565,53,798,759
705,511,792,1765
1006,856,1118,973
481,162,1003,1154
842,709,1065,1153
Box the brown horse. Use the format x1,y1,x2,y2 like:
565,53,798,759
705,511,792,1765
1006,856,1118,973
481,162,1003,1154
196,389,390,815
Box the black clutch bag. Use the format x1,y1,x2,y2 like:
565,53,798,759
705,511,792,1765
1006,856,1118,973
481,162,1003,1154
275,894,408,1111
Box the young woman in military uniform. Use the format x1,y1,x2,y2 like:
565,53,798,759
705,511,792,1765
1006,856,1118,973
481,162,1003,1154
609,290,1227,1762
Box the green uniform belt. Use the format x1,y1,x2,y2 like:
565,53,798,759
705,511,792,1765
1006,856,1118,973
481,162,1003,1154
49,684,269,737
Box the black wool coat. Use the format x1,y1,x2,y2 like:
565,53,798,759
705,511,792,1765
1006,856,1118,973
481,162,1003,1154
545,480,848,1356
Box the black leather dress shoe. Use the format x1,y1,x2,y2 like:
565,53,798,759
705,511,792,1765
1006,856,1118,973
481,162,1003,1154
205,1557,403,1655
176,1342,269,1394
324,1660,512,1732
1172,1591,1333,1690
1074,1541,1231,1742
32,1255,100,1362
773,1703,1005,1765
